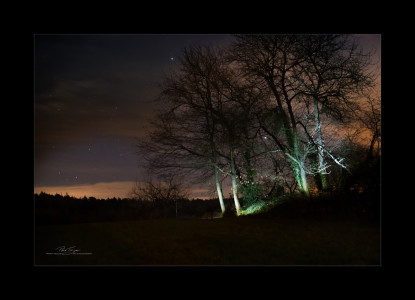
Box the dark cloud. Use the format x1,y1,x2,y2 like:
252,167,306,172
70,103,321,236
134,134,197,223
35,34,234,94
34,134,141,186
35,34,235,144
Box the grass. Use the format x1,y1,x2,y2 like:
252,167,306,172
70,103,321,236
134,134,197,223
34,216,380,266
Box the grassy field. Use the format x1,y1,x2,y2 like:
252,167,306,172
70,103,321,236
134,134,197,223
34,216,380,266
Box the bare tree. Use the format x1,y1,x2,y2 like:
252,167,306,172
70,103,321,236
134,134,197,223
131,177,188,203
359,95,381,161
294,34,377,190
230,34,378,195
131,176,189,218
231,34,313,196
139,44,274,215
138,46,236,214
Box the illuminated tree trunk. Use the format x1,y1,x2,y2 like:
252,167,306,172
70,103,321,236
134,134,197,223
289,151,310,197
214,166,226,214
299,162,309,196
230,149,241,215
290,124,310,197
314,98,328,190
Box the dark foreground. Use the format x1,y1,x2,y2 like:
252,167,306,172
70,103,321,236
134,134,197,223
34,217,380,265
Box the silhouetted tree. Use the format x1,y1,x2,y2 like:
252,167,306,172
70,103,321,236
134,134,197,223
230,35,314,196
230,34,378,195
138,46,252,214
359,95,381,161
131,176,189,208
294,34,377,190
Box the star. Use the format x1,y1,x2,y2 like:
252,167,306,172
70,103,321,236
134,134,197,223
170,57,174,61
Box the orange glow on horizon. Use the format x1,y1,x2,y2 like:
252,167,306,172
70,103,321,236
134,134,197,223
34,181,214,200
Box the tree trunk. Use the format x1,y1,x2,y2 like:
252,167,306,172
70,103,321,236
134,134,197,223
214,166,226,214
230,149,241,215
268,78,310,197
314,98,328,190
275,81,311,196
290,158,310,197
299,162,310,197
291,130,311,197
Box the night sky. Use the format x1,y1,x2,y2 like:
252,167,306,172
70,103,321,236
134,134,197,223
34,34,380,199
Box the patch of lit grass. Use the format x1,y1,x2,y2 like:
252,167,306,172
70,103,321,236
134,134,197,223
240,197,280,216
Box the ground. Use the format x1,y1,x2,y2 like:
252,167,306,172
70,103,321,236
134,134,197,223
34,217,380,265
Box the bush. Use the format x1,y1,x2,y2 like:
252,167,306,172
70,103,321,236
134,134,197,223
239,181,265,207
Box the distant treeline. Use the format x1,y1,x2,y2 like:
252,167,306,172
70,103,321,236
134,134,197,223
34,192,236,225
35,155,380,225
35,184,380,226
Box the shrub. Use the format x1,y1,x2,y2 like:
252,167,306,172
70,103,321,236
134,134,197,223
239,181,265,207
